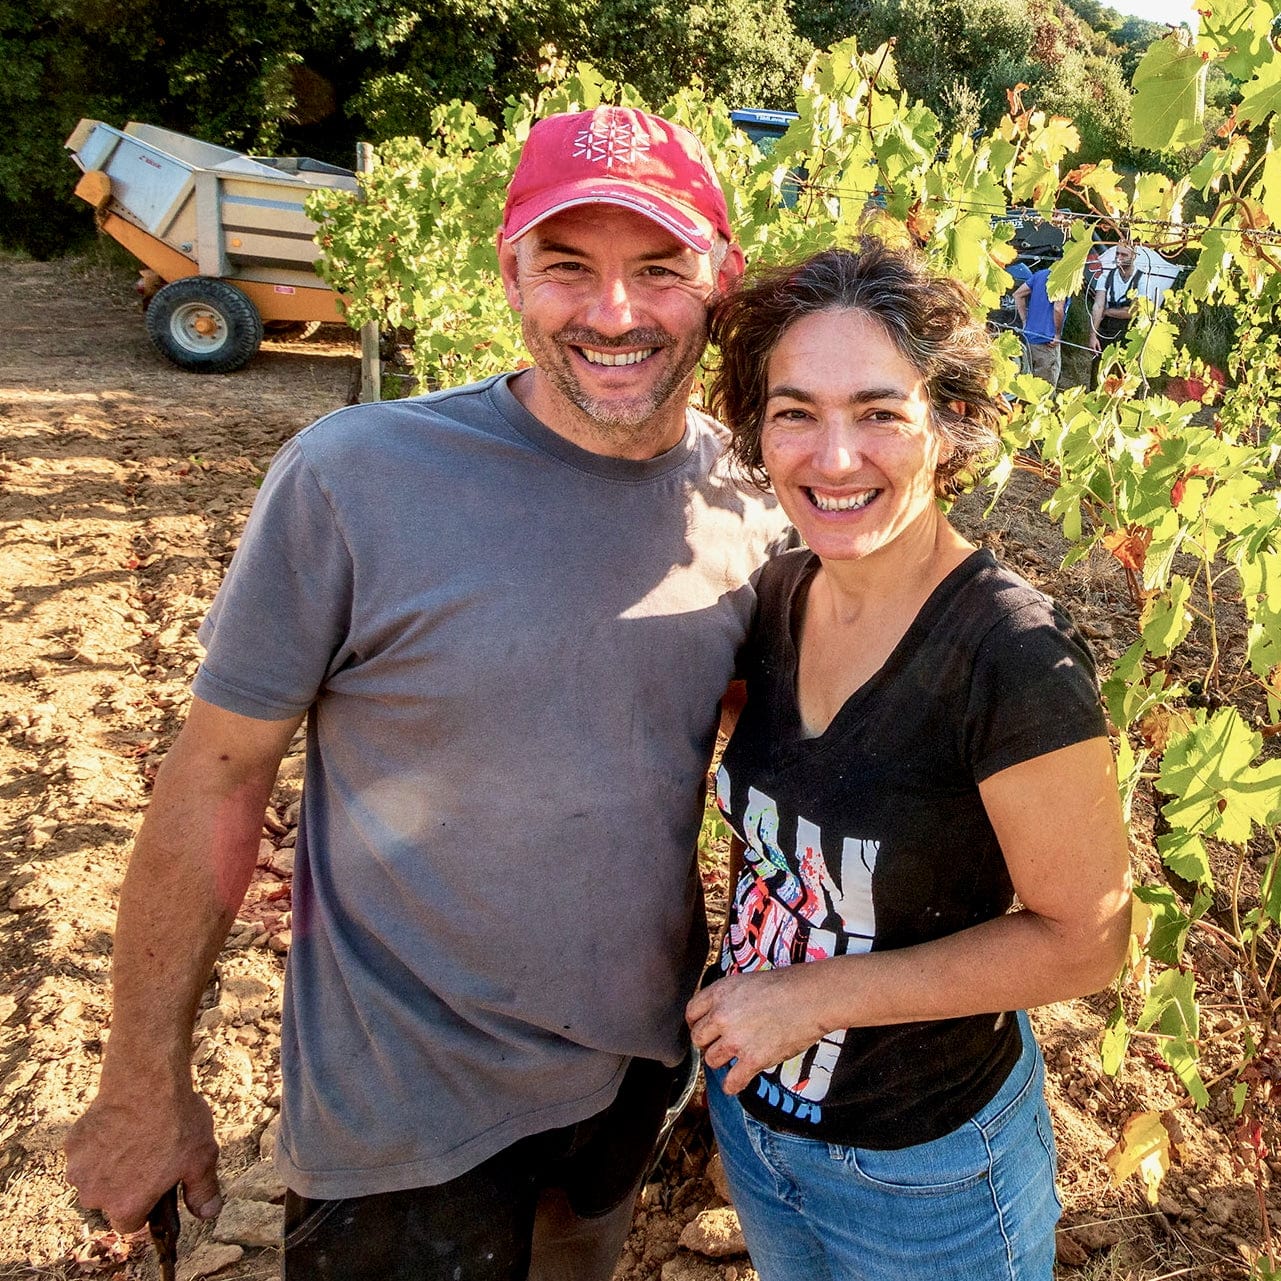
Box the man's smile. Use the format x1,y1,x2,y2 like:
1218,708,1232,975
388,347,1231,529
579,347,659,366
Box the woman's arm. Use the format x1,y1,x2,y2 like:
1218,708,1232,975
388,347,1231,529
687,736,1132,1095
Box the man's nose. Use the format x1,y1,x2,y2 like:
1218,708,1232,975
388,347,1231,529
585,275,636,333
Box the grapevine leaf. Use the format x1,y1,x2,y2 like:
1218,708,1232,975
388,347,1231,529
1115,732,1143,823
1260,146,1281,228
1131,38,1207,151
1157,828,1212,887
1132,171,1175,222
1135,311,1180,380
1068,160,1126,213
1133,884,1192,966
1182,226,1232,299
1101,1000,1130,1076
1245,550,1281,676
1140,575,1193,656
1239,56,1281,130
1261,850,1281,927
943,214,995,283
1048,220,1094,300
1158,709,1281,844
1137,970,1209,1108
1106,1110,1173,1203
1233,1081,1248,1117
1200,0,1275,81
1187,135,1251,195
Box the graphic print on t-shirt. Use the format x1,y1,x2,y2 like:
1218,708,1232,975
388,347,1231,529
715,764,879,1123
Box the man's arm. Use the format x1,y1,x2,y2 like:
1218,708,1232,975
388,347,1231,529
65,697,303,1231
1052,299,1065,340
1013,282,1031,327
1090,287,1106,352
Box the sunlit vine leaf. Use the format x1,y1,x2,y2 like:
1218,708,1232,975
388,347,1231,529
1131,37,1207,151
1159,710,1281,845
1106,1110,1175,1203
1137,970,1209,1107
1133,884,1193,967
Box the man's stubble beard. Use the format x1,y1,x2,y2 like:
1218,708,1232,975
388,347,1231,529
522,317,710,443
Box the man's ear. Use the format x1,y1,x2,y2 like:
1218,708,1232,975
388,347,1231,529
716,242,746,293
496,232,522,312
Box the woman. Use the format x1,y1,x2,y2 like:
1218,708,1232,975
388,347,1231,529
686,241,1132,1281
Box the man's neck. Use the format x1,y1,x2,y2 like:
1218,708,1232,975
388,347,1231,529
508,369,691,461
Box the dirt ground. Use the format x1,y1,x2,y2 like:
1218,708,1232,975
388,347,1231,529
0,250,1271,1280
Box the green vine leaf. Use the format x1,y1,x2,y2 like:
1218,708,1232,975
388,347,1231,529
1133,884,1194,967
1156,829,1212,887
1140,575,1193,657
1101,1000,1130,1076
1200,0,1276,82
1137,970,1209,1109
1159,709,1281,845
1238,54,1281,130
1131,37,1207,151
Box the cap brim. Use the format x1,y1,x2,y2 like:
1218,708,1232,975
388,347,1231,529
504,183,715,253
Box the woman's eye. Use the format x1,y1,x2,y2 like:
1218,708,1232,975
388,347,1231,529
864,410,907,428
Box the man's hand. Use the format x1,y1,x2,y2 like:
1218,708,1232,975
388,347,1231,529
687,967,829,1097
65,1078,221,1232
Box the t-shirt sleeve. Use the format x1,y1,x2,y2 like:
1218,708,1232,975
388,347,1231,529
193,436,354,720
963,596,1106,782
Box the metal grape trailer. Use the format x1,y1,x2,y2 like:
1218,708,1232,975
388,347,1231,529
65,118,358,373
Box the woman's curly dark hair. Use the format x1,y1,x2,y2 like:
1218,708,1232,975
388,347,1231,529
707,239,1007,497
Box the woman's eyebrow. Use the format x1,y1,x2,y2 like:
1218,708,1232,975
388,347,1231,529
766,384,913,404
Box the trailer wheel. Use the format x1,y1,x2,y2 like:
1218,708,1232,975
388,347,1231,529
145,277,264,373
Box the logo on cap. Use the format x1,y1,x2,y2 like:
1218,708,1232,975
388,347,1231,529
572,118,652,169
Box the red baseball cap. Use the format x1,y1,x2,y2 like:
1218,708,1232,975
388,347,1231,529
501,107,733,253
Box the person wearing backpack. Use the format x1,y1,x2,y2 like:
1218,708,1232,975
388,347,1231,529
1089,241,1142,383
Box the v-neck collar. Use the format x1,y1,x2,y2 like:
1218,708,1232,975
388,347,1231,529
778,547,992,748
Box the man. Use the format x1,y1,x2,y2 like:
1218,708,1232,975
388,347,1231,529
64,107,790,1281
1090,239,1142,365
1013,259,1065,389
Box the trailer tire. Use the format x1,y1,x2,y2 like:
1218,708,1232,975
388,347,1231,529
145,277,264,373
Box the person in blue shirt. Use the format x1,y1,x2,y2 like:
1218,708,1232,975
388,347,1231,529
1014,261,1064,389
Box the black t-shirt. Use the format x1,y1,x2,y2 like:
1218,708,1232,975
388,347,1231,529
714,548,1106,1149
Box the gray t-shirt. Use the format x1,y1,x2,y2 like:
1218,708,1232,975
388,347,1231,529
194,373,790,1197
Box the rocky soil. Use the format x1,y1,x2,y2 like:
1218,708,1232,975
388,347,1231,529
0,250,1271,1279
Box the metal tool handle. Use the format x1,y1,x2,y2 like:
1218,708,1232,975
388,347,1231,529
147,1183,180,1281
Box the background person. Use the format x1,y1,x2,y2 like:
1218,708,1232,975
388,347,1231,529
1013,257,1065,389
687,241,1132,1281
64,106,791,1281
1090,239,1143,381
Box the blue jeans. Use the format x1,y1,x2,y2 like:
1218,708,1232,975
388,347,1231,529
705,1013,1060,1281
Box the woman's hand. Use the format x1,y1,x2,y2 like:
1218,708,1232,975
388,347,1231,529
687,966,830,1096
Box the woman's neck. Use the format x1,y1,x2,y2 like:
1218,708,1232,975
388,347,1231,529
816,511,975,626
